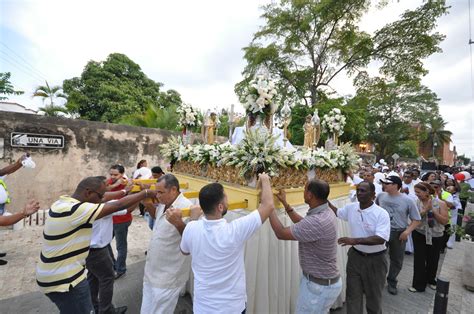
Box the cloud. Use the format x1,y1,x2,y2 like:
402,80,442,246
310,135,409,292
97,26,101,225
1,0,473,157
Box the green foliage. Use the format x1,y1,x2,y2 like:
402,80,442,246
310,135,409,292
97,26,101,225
420,116,452,154
458,154,471,166
119,104,180,130
0,72,23,100
395,140,419,158
354,79,442,159
236,0,448,110
33,81,68,116
63,53,164,123
287,95,367,146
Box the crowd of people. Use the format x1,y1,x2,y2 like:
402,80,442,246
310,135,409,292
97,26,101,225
0,154,473,314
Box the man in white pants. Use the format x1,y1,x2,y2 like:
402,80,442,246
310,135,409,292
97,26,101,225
140,174,199,314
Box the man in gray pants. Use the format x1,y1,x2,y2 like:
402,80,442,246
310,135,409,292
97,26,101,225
376,175,421,295
329,181,391,314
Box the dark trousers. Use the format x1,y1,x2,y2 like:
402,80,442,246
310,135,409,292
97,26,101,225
412,231,443,291
112,221,131,274
86,245,115,314
346,247,388,314
386,229,406,288
46,278,94,314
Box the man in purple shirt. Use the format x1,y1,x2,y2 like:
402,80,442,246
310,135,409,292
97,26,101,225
269,179,341,313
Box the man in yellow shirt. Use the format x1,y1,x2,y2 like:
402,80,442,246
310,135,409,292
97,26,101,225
37,176,157,314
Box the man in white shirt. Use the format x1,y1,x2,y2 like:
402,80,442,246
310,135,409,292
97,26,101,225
178,173,274,314
140,174,197,314
86,192,136,314
329,181,390,314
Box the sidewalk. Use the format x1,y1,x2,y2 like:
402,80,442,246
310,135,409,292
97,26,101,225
0,216,472,313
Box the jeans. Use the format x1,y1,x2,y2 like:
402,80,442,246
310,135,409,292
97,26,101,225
112,221,131,274
46,278,94,314
144,212,155,230
386,229,406,288
86,246,115,314
0,203,5,215
295,275,342,314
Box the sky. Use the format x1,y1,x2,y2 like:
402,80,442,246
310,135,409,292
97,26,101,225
1,0,473,158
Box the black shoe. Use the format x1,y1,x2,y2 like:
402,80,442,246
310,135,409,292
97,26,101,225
115,272,126,280
387,285,398,295
115,306,127,313
0,253,6,258
0,259,7,266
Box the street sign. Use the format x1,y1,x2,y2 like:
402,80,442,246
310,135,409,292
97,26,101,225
392,153,400,160
11,132,64,149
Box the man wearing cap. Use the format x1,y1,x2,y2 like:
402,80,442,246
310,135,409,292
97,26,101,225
376,175,421,295
329,182,390,314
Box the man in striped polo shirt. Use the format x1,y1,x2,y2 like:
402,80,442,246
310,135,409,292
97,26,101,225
36,176,158,314
269,179,341,313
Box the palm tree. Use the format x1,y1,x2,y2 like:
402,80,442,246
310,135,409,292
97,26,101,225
421,117,452,158
119,104,180,130
33,81,68,117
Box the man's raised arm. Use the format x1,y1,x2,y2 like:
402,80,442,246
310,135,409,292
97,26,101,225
256,173,275,223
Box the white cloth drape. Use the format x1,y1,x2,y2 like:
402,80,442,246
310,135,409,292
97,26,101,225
186,196,352,313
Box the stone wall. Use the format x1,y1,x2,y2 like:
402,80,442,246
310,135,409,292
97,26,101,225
0,111,180,213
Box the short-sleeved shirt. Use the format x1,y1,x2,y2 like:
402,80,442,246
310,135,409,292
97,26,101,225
337,202,390,253
376,192,421,229
290,203,339,279
180,210,262,314
36,196,104,293
143,193,193,289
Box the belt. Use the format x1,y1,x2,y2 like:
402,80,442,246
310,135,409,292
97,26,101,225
89,246,108,252
352,247,386,257
303,272,340,286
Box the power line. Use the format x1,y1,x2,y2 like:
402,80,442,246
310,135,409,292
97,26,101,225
0,42,49,81
0,54,43,84
0,50,45,82
470,0,474,98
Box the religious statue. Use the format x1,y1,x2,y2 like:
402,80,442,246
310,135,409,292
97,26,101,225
303,115,315,148
202,111,218,144
311,109,321,148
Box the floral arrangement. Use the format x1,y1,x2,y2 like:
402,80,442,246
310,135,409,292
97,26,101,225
321,108,346,136
160,131,359,180
242,74,278,116
177,102,200,128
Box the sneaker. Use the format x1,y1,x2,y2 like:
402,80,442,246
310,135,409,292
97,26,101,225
115,306,127,313
429,284,437,290
408,287,423,292
0,259,7,266
387,285,398,295
0,253,6,258
114,272,126,280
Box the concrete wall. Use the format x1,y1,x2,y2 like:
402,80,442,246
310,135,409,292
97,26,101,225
0,110,179,213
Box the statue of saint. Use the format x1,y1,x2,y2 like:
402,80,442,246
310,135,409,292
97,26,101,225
303,114,314,148
311,110,321,148
202,112,217,144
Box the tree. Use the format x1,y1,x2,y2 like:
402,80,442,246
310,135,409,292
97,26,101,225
235,0,448,107
0,72,23,100
120,104,180,130
352,79,441,159
420,116,452,157
33,81,68,117
457,154,471,166
63,53,164,123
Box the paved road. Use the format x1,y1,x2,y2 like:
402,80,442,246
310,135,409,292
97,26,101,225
1,215,472,313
